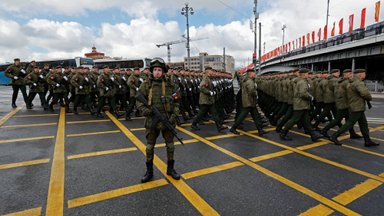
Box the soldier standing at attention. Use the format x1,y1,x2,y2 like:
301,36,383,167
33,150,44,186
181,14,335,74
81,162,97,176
191,67,227,133
330,69,379,147
5,58,29,108
137,58,181,183
280,68,323,141
230,68,268,136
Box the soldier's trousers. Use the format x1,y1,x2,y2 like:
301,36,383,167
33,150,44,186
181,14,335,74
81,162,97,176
50,93,69,108
277,105,293,130
12,84,28,105
235,90,242,120
282,110,313,133
322,108,349,132
145,128,174,162
74,94,93,111
116,94,127,110
233,107,262,128
333,111,370,140
313,103,336,128
97,96,116,113
126,97,136,115
193,104,220,125
275,102,288,120
28,92,47,108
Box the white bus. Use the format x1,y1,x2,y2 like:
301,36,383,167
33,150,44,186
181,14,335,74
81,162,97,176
94,58,151,70
36,57,94,68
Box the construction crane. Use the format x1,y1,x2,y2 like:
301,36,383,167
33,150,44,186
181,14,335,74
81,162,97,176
156,37,207,63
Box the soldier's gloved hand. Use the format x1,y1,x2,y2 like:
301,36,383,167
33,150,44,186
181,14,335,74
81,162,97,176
13,76,19,80
33,83,37,87
142,108,152,117
209,91,214,96
85,77,89,82
139,78,143,82
122,77,127,81
56,83,60,87
105,87,109,91
21,69,26,74
79,86,83,90
39,75,44,79
111,77,115,81
93,85,96,88
136,88,139,92
189,88,192,91
119,85,122,89
63,76,68,81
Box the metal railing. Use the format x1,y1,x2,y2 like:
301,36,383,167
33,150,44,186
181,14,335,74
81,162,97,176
365,80,384,92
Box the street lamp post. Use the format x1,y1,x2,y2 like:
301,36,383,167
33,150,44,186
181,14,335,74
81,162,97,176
282,24,287,55
253,0,259,72
181,3,194,70
326,0,330,28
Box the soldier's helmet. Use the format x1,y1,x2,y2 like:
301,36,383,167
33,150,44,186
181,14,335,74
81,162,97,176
150,57,167,73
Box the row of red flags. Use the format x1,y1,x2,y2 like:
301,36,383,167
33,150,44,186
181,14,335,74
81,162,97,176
259,1,381,62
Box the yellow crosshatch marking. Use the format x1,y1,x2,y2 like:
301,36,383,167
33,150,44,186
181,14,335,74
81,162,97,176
0,136,55,144
106,111,219,216
0,107,22,126
3,207,42,216
66,130,121,137
0,159,50,170
177,126,360,216
66,119,111,124
67,147,138,160
1,122,57,128
14,114,58,118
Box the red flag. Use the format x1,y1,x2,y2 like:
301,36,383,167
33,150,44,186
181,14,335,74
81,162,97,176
339,18,344,34
361,8,366,28
292,40,295,50
375,1,381,22
331,22,335,36
312,31,315,43
288,42,291,51
302,35,305,47
318,28,322,41
324,25,328,40
299,38,301,48
306,33,310,45
349,14,354,33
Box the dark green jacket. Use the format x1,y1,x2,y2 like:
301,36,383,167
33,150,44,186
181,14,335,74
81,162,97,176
346,77,372,112
5,64,27,85
199,75,214,105
24,72,45,93
241,76,257,108
46,73,67,93
323,76,337,103
293,77,311,111
334,78,349,110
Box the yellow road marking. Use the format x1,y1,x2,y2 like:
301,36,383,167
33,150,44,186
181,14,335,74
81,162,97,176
46,108,66,216
66,130,120,137
67,119,110,124
0,159,50,170
370,136,384,142
106,111,219,215
130,128,146,132
68,179,168,208
0,136,54,144
182,161,244,180
1,122,57,128
0,107,22,126
249,150,293,162
342,144,384,157
118,116,146,121
14,114,58,118
66,112,90,115
67,147,138,160
238,129,384,183
300,173,384,216
3,207,42,216
177,126,360,216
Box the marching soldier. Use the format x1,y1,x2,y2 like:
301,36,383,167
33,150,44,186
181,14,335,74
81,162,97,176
230,68,267,135
330,69,379,147
126,67,141,120
71,67,95,115
5,58,29,108
24,66,49,110
280,68,322,141
137,58,181,183
46,66,71,112
96,65,119,118
191,67,227,132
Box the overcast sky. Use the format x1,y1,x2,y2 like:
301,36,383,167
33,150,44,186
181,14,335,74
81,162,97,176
0,0,382,68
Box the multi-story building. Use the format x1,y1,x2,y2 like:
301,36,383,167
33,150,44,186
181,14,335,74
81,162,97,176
184,52,235,73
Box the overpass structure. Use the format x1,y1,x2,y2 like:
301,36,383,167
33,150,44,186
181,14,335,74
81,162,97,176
256,21,384,81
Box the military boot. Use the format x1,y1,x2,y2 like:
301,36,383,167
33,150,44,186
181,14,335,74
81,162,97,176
364,137,380,147
141,161,154,183
49,104,54,112
229,125,240,135
330,133,342,146
95,112,104,118
257,127,268,137
349,131,363,139
73,107,79,115
310,130,323,142
166,160,180,180
65,106,72,113
11,103,17,108
191,122,200,131
215,122,227,133
280,131,292,141
320,129,330,138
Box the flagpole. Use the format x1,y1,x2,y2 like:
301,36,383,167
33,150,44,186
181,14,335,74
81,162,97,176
326,0,330,27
